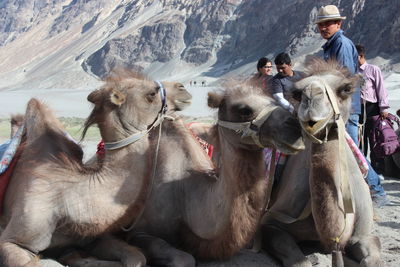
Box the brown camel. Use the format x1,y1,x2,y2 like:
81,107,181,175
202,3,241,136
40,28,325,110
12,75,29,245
261,59,383,266
0,72,200,267
93,83,305,267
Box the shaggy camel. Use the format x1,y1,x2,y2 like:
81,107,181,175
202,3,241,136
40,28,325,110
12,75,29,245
261,59,383,266
0,73,200,267
95,84,305,266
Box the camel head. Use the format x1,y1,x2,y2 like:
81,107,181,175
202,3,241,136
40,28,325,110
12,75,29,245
294,58,360,142
208,82,304,154
82,70,170,143
161,81,192,111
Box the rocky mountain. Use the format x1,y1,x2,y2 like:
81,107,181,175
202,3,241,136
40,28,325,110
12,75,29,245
0,0,399,90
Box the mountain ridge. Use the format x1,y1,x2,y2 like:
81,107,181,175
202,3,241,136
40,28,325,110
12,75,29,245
0,0,399,91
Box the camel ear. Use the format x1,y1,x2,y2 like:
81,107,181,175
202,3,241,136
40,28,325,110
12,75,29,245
110,89,126,106
176,82,185,89
87,89,103,104
207,91,223,108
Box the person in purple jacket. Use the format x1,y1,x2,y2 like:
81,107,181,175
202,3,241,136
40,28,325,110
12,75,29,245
356,44,390,173
316,5,390,206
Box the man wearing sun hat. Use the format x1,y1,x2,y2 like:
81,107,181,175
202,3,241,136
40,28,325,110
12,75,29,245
316,5,359,116
316,5,390,207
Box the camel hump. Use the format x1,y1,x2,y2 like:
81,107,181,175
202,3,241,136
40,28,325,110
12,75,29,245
24,98,66,142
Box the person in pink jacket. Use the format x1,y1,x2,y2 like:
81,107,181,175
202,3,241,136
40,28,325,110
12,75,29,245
356,44,390,176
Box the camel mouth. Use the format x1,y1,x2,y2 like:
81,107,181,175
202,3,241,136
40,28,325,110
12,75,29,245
175,100,192,105
274,140,305,154
300,118,329,136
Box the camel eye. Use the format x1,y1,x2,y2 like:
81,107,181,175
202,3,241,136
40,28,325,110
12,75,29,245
291,89,303,102
234,104,253,118
146,91,157,102
338,83,354,98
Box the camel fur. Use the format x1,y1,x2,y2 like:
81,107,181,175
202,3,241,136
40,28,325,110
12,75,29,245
261,59,383,267
105,83,304,266
0,71,197,267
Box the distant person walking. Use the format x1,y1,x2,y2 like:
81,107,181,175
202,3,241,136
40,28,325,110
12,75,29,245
271,52,304,113
249,57,273,94
356,44,390,173
316,4,390,206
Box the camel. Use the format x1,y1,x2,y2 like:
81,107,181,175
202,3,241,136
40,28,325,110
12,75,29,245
92,83,304,267
0,72,203,267
261,59,383,266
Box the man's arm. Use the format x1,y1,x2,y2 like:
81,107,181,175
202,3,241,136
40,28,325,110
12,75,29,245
272,92,294,113
271,77,294,112
373,66,389,117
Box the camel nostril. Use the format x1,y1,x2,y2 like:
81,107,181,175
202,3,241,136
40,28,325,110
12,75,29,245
308,120,317,127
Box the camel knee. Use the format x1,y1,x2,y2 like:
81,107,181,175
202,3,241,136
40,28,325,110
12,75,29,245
261,224,311,267
360,256,384,267
346,235,382,266
0,242,39,267
121,247,146,267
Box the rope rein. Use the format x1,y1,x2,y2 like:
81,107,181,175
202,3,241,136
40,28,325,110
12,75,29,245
110,80,169,232
299,79,353,249
121,115,170,232
268,79,354,233
104,81,168,151
217,105,279,147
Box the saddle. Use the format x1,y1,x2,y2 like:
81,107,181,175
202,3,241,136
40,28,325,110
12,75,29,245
0,126,25,213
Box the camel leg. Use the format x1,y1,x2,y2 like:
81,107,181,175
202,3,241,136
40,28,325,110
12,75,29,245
0,242,40,267
261,224,312,267
129,232,195,267
346,235,384,267
0,211,56,267
87,235,146,267
58,250,123,267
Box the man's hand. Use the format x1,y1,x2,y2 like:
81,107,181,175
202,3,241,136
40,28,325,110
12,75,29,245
380,111,389,119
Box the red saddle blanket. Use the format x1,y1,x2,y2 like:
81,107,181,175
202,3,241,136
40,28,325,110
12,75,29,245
0,150,21,214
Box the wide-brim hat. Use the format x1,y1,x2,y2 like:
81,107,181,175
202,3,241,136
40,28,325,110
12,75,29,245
315,5,346,24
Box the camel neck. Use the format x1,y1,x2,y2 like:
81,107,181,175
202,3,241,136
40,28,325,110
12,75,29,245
180,128,267,260
309,137,353,249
